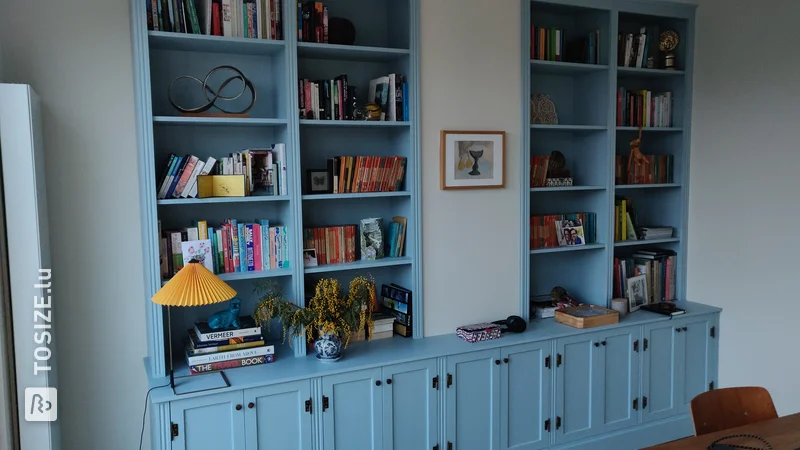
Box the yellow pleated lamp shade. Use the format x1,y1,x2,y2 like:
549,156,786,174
152,261,237,307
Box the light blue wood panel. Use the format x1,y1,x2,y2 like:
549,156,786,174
322,367,383,450
531,72,609,126
297,43,410,62
555,333,598,444
530,130,609,186
170,391,245,450
530,251,608,307
382,358,438,450
596,326,640,434
530,60,609,76
148,31,287,56
245,379,312,450
501,342,552,450
616,67,686,78
642,322,678,423
149,49,287,119
446,349,501,450
678,317,711,412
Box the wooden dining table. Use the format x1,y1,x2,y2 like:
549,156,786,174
642,413,800,449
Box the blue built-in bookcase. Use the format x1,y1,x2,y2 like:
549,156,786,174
131,0,421,379
520,0,695,319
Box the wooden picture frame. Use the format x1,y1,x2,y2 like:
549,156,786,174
440,130,505,190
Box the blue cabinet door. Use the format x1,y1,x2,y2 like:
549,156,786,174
322,367,383,450
446,349,501,450
596,326,641,434
500,342,552,450
244,379,312,450
554,332,599,444
642,322,679,423
170,390,245,450
678,316,712,412
382,358,439,450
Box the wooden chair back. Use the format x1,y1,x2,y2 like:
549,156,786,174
690,386,778,436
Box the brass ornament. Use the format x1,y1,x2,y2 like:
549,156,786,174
659,30,679,70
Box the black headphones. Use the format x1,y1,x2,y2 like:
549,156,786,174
493,315,527,333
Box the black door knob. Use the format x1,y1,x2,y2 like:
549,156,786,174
235,404,242,411
386,379,392,385
248,402,254,409
594,342,600,347
601,341,607,346
376,380,382,386
682,327,687,331
503,358,509,363
495,359,501,365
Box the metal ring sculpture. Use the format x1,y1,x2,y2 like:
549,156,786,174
168,65,256,115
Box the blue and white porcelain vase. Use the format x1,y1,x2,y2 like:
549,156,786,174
314,331,342,362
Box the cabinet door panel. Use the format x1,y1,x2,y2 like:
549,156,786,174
680,318,711,411
555,333,597,444
170,391,245,450
382,358,438,450
322,368,383,450
446,349,501,450
598,327,640,433
245,380,312,450
501,342,551,450
642,323,678,422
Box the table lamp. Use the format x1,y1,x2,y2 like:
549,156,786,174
152,259,237,394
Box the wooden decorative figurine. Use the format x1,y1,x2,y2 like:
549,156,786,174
627,127,648,184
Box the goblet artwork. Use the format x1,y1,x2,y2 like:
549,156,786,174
468,149,484,176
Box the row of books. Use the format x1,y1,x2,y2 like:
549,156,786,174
302,216,407,265
617,27,659,69
319,156,407,194
146,0,284,40
160,218,289,278
530,213,597,249
615,154,675,185
186,316,274,375
157,145,287,200
613,248,677,304
530,155,552,187
297,1,327,43
379,283,413,338
530,27,601,65
614,196,674,242
617,88,673,128
299,74,408,121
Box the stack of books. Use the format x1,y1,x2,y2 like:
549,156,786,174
185,316,275,375
639,226,674,240
613,248,677,304
368,312,396,340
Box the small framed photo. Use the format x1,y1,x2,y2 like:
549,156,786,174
627,275,648,312
306,169,331,194
555,219,586,247
302,248,318,267
440,130,505,190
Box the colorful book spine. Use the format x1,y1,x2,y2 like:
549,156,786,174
189,354,275,375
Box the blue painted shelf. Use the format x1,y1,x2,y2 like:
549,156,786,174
304,257,413,274
157,195,290,206
614,238,680,247
162,268,292,286
530,186,605,192
302,191,411,200
299,119,410,127
530,124,607,131
148,31,286,55
529,243,606,255
530,59,609,75
615,184,681,190
616,126,683,132
153,116,289,127
617,66,685,77
297,42,410,62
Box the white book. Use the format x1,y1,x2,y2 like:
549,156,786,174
387,74,397,121
180,160,205,198
186,156,216,198
273,143,287,195
181,239,214,272
221,0,233,36
200,0,212,35
186,344,274,366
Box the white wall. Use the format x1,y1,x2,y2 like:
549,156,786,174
687,0,800,415
0,1,149,449
0,0,799,448
420,0,522,336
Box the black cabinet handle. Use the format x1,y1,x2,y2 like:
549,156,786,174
601,341,607,346
682,327,687,332
376,380,382,386
247,402,254,409
386,379,392,385
503,358,509,364
495,359,501,365
594,342,600,347
676,327,682,333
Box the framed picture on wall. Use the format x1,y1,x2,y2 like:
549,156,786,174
440,130,505,190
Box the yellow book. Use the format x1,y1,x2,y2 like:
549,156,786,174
197,175,246,198
197,221,208,240
621,200,627,241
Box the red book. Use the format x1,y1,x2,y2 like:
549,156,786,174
212,3,221,36
253,225,262,272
